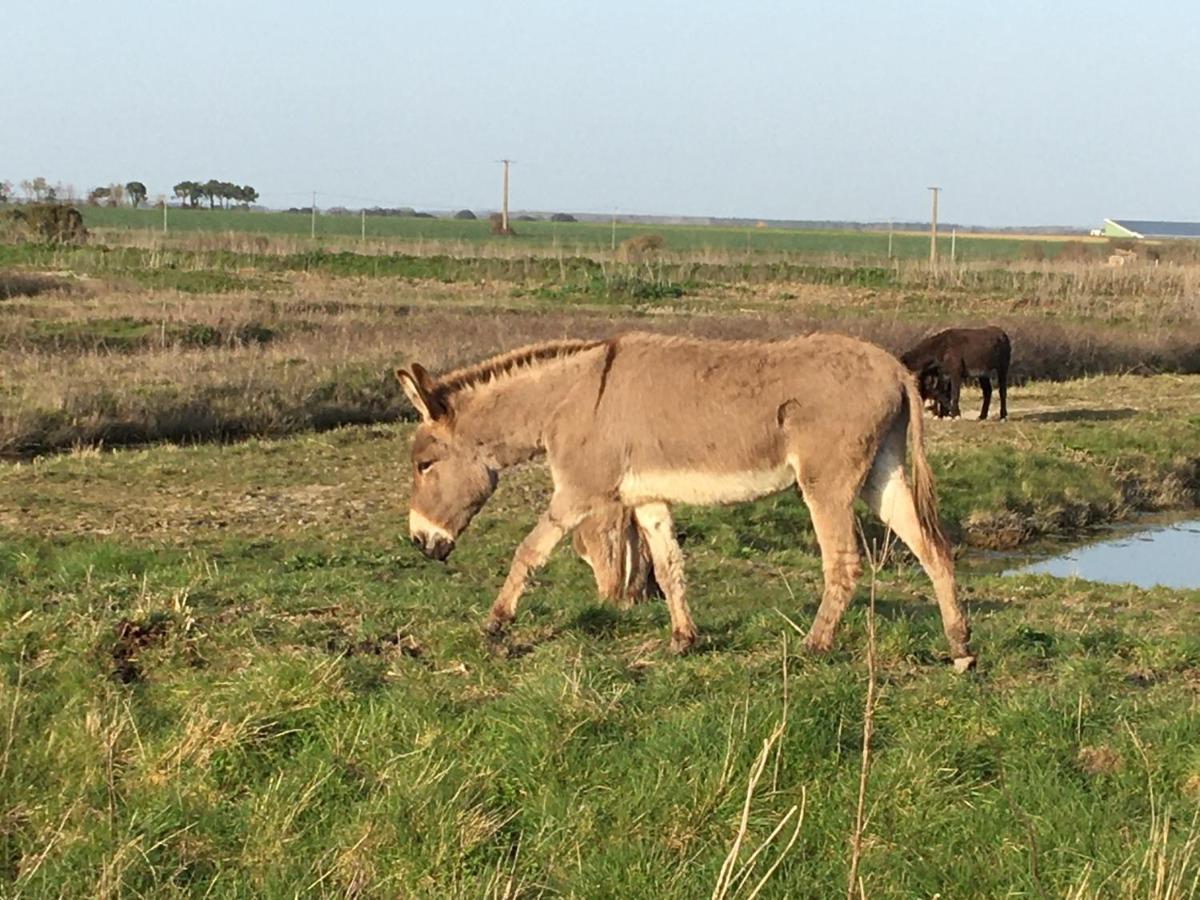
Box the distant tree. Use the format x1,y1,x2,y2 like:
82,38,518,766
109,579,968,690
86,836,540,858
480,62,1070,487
173,180,206,208
453,209,477,220
106,183,124,207
201,179,221,209
88,186,111,206
550,212,577,223
0,181,12,203
30,177,50,201
125,181,147,208
238,184,258,207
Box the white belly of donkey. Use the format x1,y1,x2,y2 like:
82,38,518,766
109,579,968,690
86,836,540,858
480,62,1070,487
619,464,795,506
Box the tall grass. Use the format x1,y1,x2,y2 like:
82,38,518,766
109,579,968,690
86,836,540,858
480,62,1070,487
1,266,1199,459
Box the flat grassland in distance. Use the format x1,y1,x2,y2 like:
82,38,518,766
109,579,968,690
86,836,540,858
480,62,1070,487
2,229,1199,896
81,205,1096,261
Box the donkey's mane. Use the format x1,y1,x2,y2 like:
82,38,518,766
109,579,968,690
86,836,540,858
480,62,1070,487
435,339,606,398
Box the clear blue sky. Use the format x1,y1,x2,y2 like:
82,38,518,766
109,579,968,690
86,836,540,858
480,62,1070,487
4,0,1198,226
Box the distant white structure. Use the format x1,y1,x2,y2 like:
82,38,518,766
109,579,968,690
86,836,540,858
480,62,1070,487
1100,219,1200,239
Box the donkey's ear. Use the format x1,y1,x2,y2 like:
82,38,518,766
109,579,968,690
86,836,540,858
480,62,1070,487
395,365,445,421
411,363,437,398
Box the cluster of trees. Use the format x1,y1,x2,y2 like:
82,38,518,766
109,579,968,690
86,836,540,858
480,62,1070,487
0,177,156,208
359,206,434,218
172,180,259,209
1,177,66,204
87,182,149,207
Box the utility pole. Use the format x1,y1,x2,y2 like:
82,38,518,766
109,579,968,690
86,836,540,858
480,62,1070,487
310,191,317,240
499,159,512,234
162,199,168,234
951,227,957,264
927,186,940,272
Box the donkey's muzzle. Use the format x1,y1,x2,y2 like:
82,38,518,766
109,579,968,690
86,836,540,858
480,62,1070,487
413,533,454,562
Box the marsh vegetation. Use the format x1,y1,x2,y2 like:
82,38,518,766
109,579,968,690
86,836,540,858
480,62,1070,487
2,221,1198,896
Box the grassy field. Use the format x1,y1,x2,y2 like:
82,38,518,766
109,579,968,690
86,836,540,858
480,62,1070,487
2,383,1199,896
2,233,1199,895
77,205,1086,262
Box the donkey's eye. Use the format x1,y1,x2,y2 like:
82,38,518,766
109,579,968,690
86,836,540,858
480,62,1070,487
416,460,435,474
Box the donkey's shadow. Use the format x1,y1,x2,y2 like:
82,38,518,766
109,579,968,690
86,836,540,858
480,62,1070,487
1013,407,1137,424
576,592,1014,658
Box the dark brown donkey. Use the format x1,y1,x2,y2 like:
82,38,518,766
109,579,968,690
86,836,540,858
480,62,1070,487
901,326,1011,420
396,332,974,669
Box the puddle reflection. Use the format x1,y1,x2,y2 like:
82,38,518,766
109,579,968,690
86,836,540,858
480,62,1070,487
1005,519,1200,590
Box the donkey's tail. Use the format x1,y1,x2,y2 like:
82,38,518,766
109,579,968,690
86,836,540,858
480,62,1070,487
904,376,949,555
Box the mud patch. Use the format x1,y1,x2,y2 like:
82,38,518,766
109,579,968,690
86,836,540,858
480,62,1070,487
325,630,424,660
486,624,561,660
110,616,170,683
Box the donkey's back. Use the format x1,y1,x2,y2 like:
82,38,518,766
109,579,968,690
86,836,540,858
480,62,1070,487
578,332,914,483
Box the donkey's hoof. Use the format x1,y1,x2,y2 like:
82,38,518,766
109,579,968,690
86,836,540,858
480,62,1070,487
802,633,832,654
952,655,977,674
670,630,697,655
483,616,509,639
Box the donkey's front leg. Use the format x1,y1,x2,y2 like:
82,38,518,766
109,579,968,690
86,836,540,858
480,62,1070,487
485,506,574,635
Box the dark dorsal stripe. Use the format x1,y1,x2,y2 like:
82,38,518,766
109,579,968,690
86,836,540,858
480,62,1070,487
435,339,606,400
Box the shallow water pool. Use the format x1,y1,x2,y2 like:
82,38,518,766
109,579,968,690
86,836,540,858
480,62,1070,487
1005,517,1200,590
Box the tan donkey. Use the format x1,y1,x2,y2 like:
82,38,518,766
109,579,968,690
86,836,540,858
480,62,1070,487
397,331,975,669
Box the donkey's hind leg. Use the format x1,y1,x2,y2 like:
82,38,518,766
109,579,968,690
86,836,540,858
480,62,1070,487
633,502,696,654
997,364,1009,420
978,376,992,420
801,487,863,653
861,429,973,666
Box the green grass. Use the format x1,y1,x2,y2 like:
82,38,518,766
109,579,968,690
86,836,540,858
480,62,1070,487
80,205,1062,261
2,405,1199,896
8,238,1191,322
3,220,1198,894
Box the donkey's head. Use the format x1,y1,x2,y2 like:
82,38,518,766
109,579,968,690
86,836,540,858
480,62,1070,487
396,364,498,561
916,363,953,418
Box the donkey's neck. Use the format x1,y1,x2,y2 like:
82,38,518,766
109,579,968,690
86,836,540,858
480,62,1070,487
449,348,603,467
